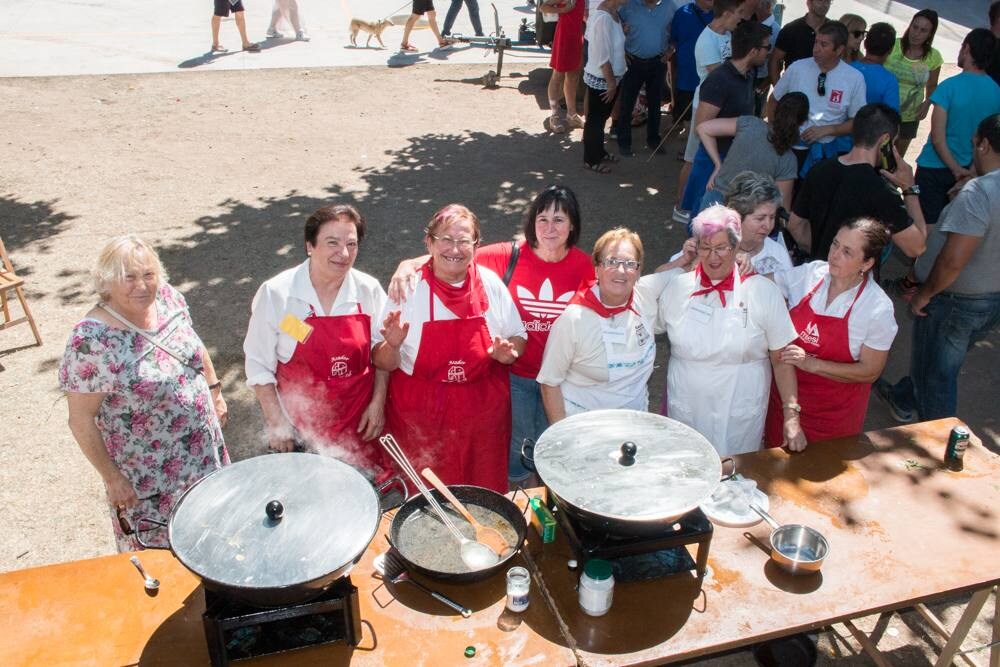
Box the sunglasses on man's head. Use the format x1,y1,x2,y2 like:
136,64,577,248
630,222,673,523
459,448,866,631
817,72,827,97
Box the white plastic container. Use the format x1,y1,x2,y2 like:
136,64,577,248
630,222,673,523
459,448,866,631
506,566,531,612
578,559,614,616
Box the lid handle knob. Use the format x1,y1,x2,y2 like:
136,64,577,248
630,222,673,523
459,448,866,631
266,500,284,522
619,442,637,466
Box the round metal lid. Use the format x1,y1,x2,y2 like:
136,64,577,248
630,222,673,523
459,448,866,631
533,410,722,521
168,453,379,590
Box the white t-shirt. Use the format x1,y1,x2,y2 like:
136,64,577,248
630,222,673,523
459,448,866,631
536,271,677,387
371,266,527,375
749,237,793,275
244,261,388,386
773,261,898,359
692,26,731,110
584,10,628,80
773,58,866,144
659,271,797,354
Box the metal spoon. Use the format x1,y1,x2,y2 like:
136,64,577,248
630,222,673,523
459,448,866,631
129,555,160,597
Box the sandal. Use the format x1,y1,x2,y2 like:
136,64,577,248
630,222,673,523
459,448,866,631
400,43,418,52
602,153,621,164
211,44,228,53
242,42,261,52
583,162,612,174
437,39,453,49
549,115,567,133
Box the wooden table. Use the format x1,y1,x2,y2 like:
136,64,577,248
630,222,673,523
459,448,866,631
2,419,998,666
532,418,1000,666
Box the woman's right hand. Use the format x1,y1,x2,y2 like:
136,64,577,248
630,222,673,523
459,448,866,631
706,166,720,192
267,420,296,453
388,260,421,304
104,470,139,509
380,311,410,348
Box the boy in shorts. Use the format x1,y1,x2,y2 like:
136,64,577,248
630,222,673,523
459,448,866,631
212,0,261,52
401,0,449,52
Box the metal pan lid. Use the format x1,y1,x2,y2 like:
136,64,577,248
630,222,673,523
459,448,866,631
168,453,379,590
533,410,722,521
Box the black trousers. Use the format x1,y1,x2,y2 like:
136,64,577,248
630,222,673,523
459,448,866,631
584,83,620,166
615,55,665,151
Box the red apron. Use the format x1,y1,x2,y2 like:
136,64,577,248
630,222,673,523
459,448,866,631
765,275,871,446
384,284,511,494
276,304,388,476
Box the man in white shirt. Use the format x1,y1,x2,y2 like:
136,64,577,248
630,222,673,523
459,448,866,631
767,20,866,176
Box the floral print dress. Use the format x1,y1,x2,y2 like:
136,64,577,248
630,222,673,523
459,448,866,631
59,284,229,551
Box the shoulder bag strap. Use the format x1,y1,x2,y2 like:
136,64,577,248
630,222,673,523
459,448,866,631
98,302,204,375
502,241,521,286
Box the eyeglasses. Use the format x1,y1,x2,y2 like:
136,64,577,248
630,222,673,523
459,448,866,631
429,234,478,249
817,71,827,97
851,30,867,38
697,244,735,257
601,257,640,272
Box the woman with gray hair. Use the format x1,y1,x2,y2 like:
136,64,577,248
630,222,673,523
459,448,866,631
59,235,229,551
658,204,805,455
724,171,793,276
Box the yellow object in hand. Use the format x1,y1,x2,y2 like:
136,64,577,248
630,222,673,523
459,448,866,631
279,314,313,343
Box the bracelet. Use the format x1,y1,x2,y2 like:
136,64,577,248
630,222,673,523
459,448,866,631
208,381,222,391
783,402,801,413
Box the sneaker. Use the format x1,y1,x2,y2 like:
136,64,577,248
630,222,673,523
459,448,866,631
296,30,310,41
266,28,283,39
672,206,690,224
873,378,917,423
548,114,567,133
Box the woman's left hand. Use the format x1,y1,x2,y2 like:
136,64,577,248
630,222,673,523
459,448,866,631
357,397,385,441
488,336,519,364
783,415,807,452
212,388,229,427
601,83,617,104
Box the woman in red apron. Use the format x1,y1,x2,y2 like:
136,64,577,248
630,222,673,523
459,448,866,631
244,204,391,479
764,219,898,447
374,204,528,494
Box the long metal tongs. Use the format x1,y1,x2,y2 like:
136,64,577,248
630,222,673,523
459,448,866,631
378,434,467,544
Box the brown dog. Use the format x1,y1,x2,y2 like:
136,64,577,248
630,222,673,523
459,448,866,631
349,18,393,48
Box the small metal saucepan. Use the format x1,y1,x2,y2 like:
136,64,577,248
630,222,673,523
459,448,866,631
750,504,829,575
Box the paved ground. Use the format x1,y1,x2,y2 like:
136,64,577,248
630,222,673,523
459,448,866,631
1,1,998,664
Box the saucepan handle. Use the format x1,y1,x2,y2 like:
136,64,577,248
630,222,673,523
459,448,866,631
133,518,170,550
376,474,407,513
720,457,737,481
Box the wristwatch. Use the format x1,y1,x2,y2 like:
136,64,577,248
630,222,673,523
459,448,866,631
902,185,920,196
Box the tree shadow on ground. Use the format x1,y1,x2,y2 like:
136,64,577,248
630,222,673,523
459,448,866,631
157,127,680,458
0,194,78,259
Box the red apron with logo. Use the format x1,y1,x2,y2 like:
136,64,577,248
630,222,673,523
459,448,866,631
384,280,511,494
276,304,388,475
765,275,871,446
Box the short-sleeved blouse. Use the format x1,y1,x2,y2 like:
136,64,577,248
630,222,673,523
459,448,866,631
59,284,228,549
884,40,943,122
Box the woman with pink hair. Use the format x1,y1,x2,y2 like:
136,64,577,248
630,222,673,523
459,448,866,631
658,204,806,455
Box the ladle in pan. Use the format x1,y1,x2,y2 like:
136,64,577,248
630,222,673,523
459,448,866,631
749,503,829,575
421,467,511,558
379,435,499,570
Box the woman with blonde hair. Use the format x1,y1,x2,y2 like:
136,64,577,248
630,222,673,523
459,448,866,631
60,236,229,551
839,14,867,64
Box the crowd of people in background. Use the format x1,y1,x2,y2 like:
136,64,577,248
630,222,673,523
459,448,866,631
60,1,1000,552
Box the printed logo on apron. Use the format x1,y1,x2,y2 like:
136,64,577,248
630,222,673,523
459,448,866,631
330,355,352,379
799,321,820,346
447,361,468,383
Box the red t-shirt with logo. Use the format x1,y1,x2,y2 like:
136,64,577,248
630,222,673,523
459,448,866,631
476,241,594,379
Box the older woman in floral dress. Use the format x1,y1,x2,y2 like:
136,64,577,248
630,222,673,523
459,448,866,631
60,235,229,551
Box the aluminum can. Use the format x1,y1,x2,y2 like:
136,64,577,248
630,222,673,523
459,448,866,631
945,426,970,471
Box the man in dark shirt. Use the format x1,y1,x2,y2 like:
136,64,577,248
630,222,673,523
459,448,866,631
670,0,715,133
768,0,831,85
788,103,927,260
680,20,772,213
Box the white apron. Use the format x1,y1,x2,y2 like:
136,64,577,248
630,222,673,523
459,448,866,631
562,309,655,417
666,272,771,456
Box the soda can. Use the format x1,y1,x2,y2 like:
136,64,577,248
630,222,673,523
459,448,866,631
945,426,970,471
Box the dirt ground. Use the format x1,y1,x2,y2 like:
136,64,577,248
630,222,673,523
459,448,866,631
1,62,997,664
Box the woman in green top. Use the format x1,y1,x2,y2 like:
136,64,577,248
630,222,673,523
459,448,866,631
885,9,943,157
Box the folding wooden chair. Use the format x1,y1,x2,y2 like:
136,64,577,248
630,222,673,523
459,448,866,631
0,235,42,347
